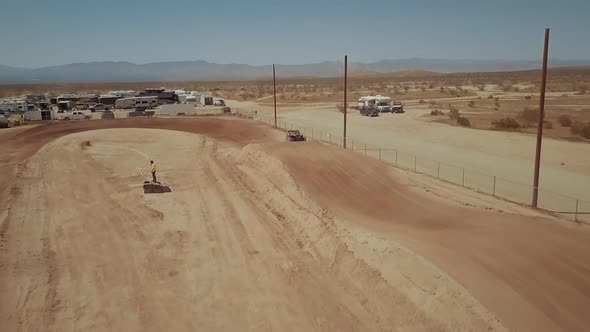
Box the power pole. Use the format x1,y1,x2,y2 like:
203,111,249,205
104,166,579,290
532,28,550,208
343,55,348,148
273,64,277,127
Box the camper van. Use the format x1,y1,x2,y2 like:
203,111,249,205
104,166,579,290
115,96,158,109
374,95,392,113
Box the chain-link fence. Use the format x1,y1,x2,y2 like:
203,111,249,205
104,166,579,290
232,108,590,224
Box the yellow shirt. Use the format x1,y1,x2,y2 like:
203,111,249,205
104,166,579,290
151,163,157,172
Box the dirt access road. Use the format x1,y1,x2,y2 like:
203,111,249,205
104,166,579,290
227,99,590,211
1,118,590,331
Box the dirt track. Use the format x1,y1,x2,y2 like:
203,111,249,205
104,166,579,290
1,118,590,331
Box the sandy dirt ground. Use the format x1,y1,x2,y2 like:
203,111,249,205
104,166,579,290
1,118,590,331
227,99,590,213
1,122,502,331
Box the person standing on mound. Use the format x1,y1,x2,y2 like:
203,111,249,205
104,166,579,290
150,160,157,183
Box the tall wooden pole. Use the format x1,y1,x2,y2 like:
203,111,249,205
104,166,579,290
532,28,550,208
343,55,348,148
273,64,277,127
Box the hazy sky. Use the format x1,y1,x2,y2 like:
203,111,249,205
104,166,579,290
1,0,589,68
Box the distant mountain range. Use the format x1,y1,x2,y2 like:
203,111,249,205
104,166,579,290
1,58,590,83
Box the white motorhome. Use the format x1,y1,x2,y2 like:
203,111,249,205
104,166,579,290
357,95,392,113
374,95,392,112
186,95,197,103
177,94,188,104
115,96,158,109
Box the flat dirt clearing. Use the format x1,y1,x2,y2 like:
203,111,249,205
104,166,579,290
1,118,590,331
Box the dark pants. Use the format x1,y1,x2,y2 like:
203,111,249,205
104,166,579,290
152,171,157,183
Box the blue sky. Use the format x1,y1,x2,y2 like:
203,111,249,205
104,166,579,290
1,0,589,68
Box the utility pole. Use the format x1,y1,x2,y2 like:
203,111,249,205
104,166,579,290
343,55,348,148
532,28,550,208
273,64,277,127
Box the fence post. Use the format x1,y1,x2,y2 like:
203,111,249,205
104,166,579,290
414,156,417,172
492,176,496,196
395,150,398,166
379,145,382,160
575,199,579,223
364,143,367,155
462,168,465,186
437,161,440,179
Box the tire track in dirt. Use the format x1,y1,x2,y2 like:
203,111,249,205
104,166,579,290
217,164,372,330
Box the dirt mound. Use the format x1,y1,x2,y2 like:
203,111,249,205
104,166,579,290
267,141,464,229
268,140,590,332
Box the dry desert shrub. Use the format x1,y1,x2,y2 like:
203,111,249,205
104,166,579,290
492,117,521,130
456,116,471,127
520,108,539,125
571,121,590,138
449,108,460,119
558,115,573,127
543,121,553,129
430,110,444,116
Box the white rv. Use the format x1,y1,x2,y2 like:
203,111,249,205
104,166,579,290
358,95,392,113
374,95,392,113
186,95,197,103
115,96,158,109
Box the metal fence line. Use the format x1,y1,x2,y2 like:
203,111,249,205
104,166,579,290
232,109,590,223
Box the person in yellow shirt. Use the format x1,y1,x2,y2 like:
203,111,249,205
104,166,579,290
150,160,157,183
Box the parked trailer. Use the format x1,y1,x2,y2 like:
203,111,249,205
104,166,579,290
0,100,26,113
200,95,213,106
115,96,158,109
24,110,53,121
58,100,76,111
